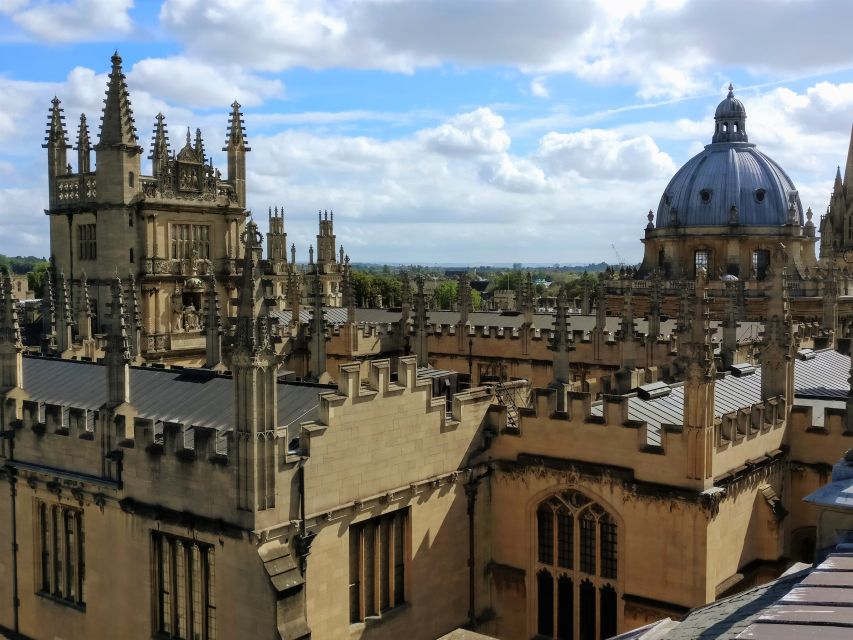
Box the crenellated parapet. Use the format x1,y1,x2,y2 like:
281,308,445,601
298,356,494,514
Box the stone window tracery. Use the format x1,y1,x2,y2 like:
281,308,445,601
694,250,710,276
171,224,210,260
535,490,619,640
35,500,85,608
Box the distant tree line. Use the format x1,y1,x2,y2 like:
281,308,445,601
0,255,49,297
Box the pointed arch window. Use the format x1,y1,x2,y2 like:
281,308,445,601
535,490,619,639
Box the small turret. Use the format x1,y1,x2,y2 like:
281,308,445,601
266,205,287,267
317,209,336,266
76,113,92,174
43,97,70,203
223,100,250,208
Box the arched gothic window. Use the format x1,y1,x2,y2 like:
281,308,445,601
536,490,618,640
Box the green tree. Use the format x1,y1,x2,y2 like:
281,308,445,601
28,262,50,298
433,281,482,310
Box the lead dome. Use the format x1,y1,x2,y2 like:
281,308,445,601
655,85,802,229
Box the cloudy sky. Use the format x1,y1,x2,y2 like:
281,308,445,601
2,0,853,265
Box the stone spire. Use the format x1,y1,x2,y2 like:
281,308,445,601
721,281,739,369
400,271,412,325
125,273,141,359
592,280,607,362
287,270,301,329
40,269,55,355
97,51,140,150
232,220,268,357
204,276,225,371
105,275,131,406
456,273,472,326
844,124,853,196
308,270,327,380
96,52,142,204
55,271,72,354
342,256,355,324
580,277,591,315
149,112,171,178
551,285,571,385
614,285,637,393
194,127,205,159
43,97,70,203
413,276,429,368
76,272,92,340
647,270,662,339
823,263,839,338
682,270,716,485
520,272,535,325
0,269,23,391
223,100,250,208
76,113,92,174
760,244,794,402
230,219,278,513
290,242,296,265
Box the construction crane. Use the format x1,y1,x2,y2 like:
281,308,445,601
611,243,626,269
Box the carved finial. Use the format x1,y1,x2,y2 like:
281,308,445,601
223,100,249,151
727,82,734,98
646,209,654,229
98,50,140,149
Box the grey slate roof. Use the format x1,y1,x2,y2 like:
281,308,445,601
589,350,850,445
652,566,811,640
21,357,323,436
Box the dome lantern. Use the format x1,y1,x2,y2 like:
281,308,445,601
712,83,748,144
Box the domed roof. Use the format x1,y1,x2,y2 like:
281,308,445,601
655,86,802,229
715,83,746,119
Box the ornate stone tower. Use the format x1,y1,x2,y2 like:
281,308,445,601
45,52,249,364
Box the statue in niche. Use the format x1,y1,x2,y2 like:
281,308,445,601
183,305,200,332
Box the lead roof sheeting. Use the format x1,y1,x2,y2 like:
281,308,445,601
590,350,850,437
21,358,321,437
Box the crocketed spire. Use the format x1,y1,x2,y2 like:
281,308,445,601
149,113,171,177
97,51,141,151
44,97,70,151
76,113,92,174
223,100,250,151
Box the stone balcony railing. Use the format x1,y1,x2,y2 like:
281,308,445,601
54,173,97,205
